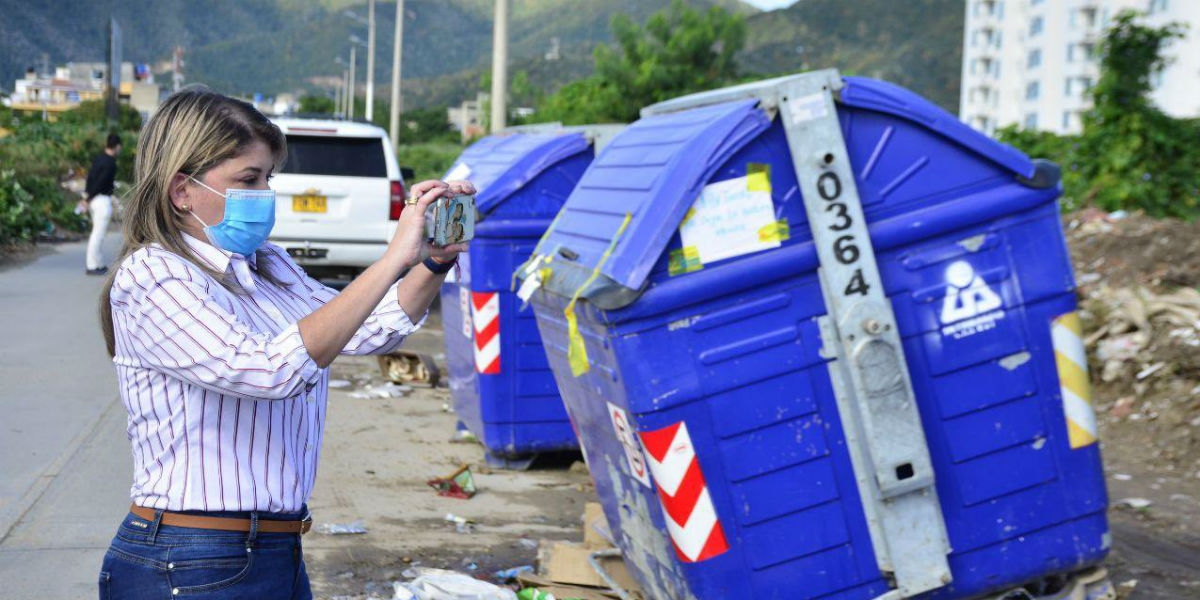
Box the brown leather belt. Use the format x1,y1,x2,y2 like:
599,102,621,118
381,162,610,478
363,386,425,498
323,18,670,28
130,504,312,535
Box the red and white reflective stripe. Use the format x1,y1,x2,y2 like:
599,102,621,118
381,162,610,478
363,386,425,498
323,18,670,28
639,421,729,563
471,291,500,374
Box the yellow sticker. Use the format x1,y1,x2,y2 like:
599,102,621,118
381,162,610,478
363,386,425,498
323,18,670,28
668,246,704,276
565,213,633,377
515,211,568,291
758,218,790,243
513,254,552,292
680,207,697,227
565,306,588,377
747,163,771,192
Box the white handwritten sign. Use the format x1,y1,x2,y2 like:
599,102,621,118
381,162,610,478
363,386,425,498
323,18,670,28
679,175,779,265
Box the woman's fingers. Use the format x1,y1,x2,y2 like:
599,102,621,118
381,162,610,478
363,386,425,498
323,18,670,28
428,242,468,262
410,185,444,213
410,179,447,197
445,180,475,196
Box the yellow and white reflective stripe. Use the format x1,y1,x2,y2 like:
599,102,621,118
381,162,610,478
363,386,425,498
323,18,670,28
1052,312,1097,448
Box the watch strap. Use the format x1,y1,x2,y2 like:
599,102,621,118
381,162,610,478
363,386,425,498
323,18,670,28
423,256,457,274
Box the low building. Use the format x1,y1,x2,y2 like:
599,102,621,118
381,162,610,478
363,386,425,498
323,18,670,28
9,61,161,122
448,93,488,142
447,92,536,141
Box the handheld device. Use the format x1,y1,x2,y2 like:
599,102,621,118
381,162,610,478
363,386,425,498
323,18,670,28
424,194,476,247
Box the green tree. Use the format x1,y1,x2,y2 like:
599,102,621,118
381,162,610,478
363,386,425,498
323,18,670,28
345,95,392,126
535,0,747,124
398,106,458,145
509,70,543,111
298,94,335,115
1078,11,1197,217
57,99,142,132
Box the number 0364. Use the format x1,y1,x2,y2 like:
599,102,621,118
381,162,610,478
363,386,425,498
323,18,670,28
816,171,870,297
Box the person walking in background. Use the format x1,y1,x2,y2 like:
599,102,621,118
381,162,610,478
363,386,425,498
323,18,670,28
84,132,122,275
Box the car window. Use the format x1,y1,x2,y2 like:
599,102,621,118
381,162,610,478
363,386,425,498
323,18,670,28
280,135,387,177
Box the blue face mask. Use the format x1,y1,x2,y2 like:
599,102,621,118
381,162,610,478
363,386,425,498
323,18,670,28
188,176,276,256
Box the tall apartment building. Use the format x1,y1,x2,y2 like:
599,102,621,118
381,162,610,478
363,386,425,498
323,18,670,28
960,0,1200,136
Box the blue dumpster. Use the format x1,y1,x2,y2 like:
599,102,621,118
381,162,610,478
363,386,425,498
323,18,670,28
520,71,1108,599
441,128,619,465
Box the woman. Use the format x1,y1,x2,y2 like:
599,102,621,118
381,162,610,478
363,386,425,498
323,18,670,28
97,86,470,599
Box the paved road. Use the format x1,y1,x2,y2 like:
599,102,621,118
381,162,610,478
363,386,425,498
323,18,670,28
0,234,130,598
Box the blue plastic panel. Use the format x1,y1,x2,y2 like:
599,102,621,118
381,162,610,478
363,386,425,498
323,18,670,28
839,76,1034,180
448,132,590,216
537,100,770,291
440,132,595,457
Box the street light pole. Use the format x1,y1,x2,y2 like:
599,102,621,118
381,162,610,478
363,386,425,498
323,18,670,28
348,45,357,120
334,76,342,117
365,0,376,121
490,0,508,133
342,68,350,118
389,0,405,148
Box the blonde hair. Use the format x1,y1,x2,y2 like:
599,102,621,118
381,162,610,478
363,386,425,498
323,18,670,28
100,85,288,357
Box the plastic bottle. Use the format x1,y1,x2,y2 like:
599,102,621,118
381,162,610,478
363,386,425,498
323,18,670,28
516,589,556,600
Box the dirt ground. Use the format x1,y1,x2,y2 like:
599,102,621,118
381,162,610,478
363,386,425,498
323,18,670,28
304,311,594,600
1066,211,1200,599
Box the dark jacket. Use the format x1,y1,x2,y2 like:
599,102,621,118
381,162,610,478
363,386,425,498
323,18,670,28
85,153,117,200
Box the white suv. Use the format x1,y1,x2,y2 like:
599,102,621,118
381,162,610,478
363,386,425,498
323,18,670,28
268,117,410,280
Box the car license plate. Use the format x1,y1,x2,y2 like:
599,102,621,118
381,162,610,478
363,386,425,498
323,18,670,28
292,195,327,213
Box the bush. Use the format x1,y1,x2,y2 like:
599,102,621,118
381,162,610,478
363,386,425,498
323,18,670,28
398,107,461,145
995,126,1088,213
297,95,335,116
1077,11,1199,218
19,174,89,234
0,99,139,242
397,142,465,182
56,99,143,133
0,171,45,243
0,171,91,243
997,12,1200,218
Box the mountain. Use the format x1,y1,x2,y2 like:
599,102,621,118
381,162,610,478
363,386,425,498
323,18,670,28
740,0,963,112
0,0,963,113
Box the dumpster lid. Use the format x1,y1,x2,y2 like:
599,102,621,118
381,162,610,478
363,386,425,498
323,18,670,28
838,76,1035,179
445,132,590,214
532,99,770,304
642,71,1036,181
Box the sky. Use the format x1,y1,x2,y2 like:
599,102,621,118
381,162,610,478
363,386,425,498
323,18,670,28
743,0,797,10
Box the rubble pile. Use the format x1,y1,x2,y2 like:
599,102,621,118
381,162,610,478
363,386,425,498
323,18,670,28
1067,210,1200,475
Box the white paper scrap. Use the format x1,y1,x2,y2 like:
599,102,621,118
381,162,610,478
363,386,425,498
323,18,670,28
516,270,542,303
786,92,828,125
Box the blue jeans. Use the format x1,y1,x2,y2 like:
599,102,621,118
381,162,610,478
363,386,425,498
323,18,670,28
98,509,312,600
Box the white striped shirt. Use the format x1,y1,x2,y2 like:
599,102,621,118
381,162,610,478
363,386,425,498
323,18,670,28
109,234,420,512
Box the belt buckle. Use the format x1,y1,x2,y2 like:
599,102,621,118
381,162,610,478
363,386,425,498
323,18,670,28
300,511,313,535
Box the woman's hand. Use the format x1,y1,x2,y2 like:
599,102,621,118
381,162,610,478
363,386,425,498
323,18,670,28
384,179,475,270
428,179,475,264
